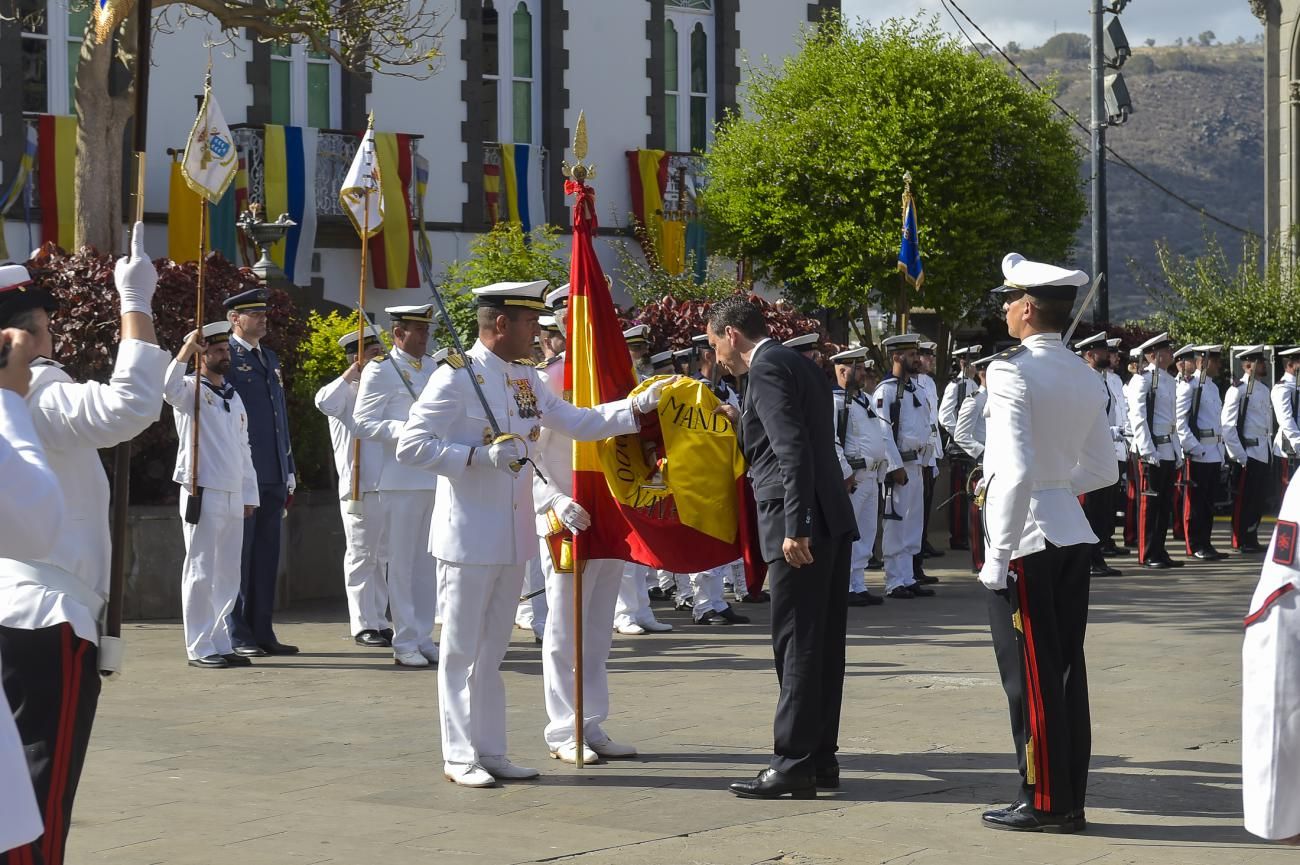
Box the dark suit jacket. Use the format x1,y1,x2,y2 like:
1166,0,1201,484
740,340,855,563
229,339,295,486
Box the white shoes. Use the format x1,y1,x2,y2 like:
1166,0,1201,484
443,762,497,788
638,618,673,633
393,650,429,667
479,755,540,780
589,738,637,758
550,742,601,764
419,644,440,664
615,622,647,635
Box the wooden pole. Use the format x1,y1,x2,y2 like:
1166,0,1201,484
573,555,585,768
190,198,207,499
349,183,371,508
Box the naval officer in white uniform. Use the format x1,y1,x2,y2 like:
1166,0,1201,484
353,304,441,667
164,322,260,668
0,321,61,857
978,253,1117,833
0,226,168,865
397,281,669,788
314,330,391,647
1127,333,1185,568
1224,346,1276,555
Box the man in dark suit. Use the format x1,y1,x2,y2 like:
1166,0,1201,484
707,296,856,799
223,288,298,656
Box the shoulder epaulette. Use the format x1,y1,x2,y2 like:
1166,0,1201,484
445,351,466,369
993,344,1028,362
511,358,536,367
371,353,388,364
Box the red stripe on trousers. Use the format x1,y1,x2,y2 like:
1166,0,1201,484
1232,465,1247,549
1183,464,1194,555
43,626,85,865
1137,461,1149,562
1015,567,1051,812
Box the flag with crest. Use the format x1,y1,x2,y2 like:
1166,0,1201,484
340,116,384,239
181,78,237,204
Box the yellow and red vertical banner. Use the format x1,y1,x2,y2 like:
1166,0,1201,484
37,114,77,250
365,131,419,289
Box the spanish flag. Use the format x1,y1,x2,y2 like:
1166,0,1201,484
37,114,77,251
565,175,761,576
366,131,419,289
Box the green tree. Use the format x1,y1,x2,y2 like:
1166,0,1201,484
1141,234,1300,346
436,223,570,345
700,15,1085,329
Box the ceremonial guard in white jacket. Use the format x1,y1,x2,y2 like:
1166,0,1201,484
979,253,1117,833
915,342,943,567
1170,345,1199,544
872,335,936,600
353,305,440,667
0,321,62,857
1174,345,1227,560
1127,333,1185,568
0,230,168,865
1073,331,1124,577
1224,346,1275,554
314,330,390,647
1274,347,1300,496
1242,477,1300,844
1103,338,1129,556
954,352,993,572
939,345,981,552
164,322,260,668
831,347,901,605
396,281,666,788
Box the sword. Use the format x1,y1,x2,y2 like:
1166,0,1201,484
411,227,545,483
1063,274,1105,345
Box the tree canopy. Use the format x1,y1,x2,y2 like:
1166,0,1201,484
699,15,1086,325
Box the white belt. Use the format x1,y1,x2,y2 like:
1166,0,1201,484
1032,480,1072,491
0,559,106,625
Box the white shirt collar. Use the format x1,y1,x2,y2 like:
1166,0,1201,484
230,333,258,352
1021,332,1062,348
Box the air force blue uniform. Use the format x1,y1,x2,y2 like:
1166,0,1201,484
225,289,295,650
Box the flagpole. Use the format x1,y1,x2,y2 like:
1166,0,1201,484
348,115,376,515
899,172,912,334
189,197,207,508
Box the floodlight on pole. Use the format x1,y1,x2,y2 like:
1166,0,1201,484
1105,73,1133,124
1104,16,1131,68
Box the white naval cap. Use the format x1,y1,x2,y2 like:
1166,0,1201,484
1073,331,1107,351
783,332,821,351
951,344,983,358
1106,337,1122,350
830,346,868,364
201,321,233,342
691,333,711,346
539,315,559,332
545,283,570,310
919,340,937,353
649,349,674,367
882,333,922,351
473,280,549,311
1128,347,1143,360
992,253,1089,300
386,303,434,324
1196,344,1223,355
673,347,693,360
1236,344,1267,360
624,324,650,346
1172,344,1197,360
1279,346,1300,358
1136,332,1172,354
337,329,382,351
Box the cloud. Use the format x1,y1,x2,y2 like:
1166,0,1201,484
840,0,1262,49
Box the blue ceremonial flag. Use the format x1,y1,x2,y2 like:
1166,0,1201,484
897,189,924,288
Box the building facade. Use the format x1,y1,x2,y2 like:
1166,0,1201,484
1,0,838,311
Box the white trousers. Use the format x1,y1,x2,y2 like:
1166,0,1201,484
1243,592,1300,841
614,562,653,629
516,553,548,636
369,490,438,655
340,499,389,635
882,462,924,591
848,471,881,591
689,567,728,617
179,487,243,659
436,560,524,764
541,554,624,749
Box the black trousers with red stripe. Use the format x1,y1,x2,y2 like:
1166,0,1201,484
1182,461,1220,554
1123,457,1139,548
1136,459,1176,564
1171,471,1186,541
1082,484,1115,566
0,624,100,865
987,543,1091,816
948,458,972,548
1232,458,1271,549
969,499,985,572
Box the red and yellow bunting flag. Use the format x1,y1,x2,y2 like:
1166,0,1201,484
37,114,77,251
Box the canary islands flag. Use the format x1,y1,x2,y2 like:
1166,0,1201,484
898,188,924,288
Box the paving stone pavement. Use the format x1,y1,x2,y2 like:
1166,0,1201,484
68,527,1289,865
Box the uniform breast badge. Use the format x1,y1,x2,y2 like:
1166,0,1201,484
511,378,539,419
529,425,541,442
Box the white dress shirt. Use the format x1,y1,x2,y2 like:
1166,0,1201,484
163,362,259,505
979,333,1118,588
397,339,639,566
0,339,169,644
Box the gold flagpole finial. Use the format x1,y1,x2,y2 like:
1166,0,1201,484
562,110,596,183
366,111,376,131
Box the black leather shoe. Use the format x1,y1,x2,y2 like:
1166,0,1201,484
648,586,666,601
1238,543,1267,554
188,655,229,668
866,558,884,571
1192,549,1227,561
1141,559,1171,569
847,593,870,607
815,766,840,789
741,591,771,603
886,586,915,599
922,542,943,558
1100,544,1128,557
1090,563,1122,577
717,606,750,624
729,768,816,800
859,591,884,607
981,802,1084,833
949,541,970,551
694,610,731,626
354,630,388,648
221,653,253,667
378,628,394,643
914,572,940,585
259,641,300,655
1160,558,1184,568
909,584,937,597
233,645,268,657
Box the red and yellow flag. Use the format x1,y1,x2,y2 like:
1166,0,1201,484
565,176,761,578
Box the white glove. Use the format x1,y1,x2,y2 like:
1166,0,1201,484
287,473,297,495
554,495,592,532
632,375,678,414
483,437,525,474
979,550,1014,591
114,222,158,316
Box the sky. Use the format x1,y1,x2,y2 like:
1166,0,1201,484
839,0,1263,50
